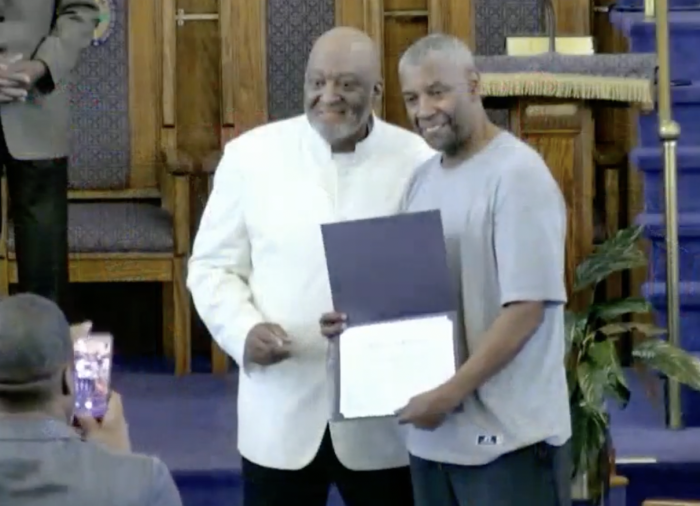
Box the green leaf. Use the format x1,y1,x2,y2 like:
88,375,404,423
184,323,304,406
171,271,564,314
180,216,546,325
573,226,647,293
588,340,630,407
577,361,606,407
590,297,652,321
565,310,588,352
598,322,666,338
632,339,700,390
570,397,608,476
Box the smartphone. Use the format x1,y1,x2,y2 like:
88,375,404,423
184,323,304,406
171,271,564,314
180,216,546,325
73,333,113,419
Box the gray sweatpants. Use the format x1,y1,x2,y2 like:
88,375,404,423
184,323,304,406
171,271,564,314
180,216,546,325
410,441,572,506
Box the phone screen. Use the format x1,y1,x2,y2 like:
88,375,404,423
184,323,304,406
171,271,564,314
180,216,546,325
73,333,113,419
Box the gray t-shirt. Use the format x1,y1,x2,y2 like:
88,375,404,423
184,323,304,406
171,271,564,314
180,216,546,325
402,131,571,466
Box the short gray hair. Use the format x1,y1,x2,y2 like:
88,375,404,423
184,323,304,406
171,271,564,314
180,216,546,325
0,294,72,401
399,33,475,73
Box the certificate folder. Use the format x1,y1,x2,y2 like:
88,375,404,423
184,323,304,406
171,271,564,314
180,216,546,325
321,210,461,420
321,210,455,325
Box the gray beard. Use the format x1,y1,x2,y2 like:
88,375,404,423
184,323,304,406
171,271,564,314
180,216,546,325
307,107,372,146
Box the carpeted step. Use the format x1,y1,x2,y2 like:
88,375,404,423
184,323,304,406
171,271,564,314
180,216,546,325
642,281,700,352
632,147,700,213
610,11,700,82
616,0,700,8
638,213,700,288
636,84,700,148
640,285,700,426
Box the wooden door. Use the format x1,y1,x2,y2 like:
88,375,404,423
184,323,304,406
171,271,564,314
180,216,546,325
336,0,473,129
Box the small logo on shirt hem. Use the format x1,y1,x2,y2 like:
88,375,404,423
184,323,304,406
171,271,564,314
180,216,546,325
476,435,502,446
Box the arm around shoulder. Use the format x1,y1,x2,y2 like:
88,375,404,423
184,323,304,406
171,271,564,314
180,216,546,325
187,141,264,365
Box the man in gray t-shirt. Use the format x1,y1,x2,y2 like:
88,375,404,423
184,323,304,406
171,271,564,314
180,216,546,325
394,34,572,506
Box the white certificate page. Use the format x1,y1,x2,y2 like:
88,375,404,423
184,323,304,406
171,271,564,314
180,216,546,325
338,315,456,419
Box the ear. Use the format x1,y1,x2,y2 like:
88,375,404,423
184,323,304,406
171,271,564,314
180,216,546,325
372,80,384,100
468,70,480,97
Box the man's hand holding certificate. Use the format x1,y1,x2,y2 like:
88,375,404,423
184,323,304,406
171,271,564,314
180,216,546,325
320,211,463,425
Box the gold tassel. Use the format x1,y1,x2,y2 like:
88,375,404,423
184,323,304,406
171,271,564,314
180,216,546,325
480,73,655,110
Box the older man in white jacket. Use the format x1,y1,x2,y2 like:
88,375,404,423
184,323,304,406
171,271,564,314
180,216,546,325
187,27,434,506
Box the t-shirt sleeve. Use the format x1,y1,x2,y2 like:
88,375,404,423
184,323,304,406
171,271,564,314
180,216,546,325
493,159,568,306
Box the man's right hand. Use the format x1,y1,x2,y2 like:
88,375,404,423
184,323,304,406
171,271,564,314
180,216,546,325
244,323,291,366
75,391,131,453
319,312,346,338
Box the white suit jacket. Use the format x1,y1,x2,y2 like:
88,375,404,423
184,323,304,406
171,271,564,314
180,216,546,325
187,115,434,471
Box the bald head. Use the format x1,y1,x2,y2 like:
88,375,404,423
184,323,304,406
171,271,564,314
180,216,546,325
308,27,381,81
305,27,383,148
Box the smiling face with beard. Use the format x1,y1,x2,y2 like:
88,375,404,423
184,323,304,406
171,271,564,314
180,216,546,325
399,52,481,158
304,28,382,151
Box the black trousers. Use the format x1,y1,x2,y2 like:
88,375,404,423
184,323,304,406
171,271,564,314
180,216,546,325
0,124,70,311
410,440,572,506
242,427,414,506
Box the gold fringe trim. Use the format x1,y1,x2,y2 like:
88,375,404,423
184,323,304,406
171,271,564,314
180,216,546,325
480,73,654,109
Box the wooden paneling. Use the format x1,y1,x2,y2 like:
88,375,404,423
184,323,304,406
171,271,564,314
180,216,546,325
175,0,221,159
384,15,428,127
129,0,159,189
428,0,474,48
386,0,426,9
336,0,365,30
511,101,595,310
553,0,591,35
230,0,267,136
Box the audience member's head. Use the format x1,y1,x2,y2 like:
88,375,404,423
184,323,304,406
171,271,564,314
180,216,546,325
0,293,74,421
398,33,485,156
304,26,382,150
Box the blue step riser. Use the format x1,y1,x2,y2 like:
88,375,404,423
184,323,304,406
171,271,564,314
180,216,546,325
681,387,700,426
628,31,700,82
641,172,700,213
637,104,700,148
645,238,700,285
644,309,700,351
617,0,700,7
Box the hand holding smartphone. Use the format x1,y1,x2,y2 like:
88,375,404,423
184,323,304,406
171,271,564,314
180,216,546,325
73,332,114,420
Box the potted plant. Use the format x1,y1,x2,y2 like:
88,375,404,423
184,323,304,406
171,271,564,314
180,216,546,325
566,225,700,504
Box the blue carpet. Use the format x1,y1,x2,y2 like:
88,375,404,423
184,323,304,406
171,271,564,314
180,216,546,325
112,359,345,505
112,359,700,506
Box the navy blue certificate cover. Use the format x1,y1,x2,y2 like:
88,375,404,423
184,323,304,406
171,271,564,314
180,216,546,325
321,210,456,325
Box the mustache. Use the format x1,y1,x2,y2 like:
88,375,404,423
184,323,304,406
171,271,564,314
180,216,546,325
416,115,454,131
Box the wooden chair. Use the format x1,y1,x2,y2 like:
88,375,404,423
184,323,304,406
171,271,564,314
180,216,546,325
0,1,193,375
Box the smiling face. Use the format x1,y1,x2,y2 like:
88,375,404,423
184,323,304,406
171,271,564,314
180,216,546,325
304,36,381,147
400,53,480,156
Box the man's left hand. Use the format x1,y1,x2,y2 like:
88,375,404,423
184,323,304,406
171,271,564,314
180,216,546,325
396,382,463,430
